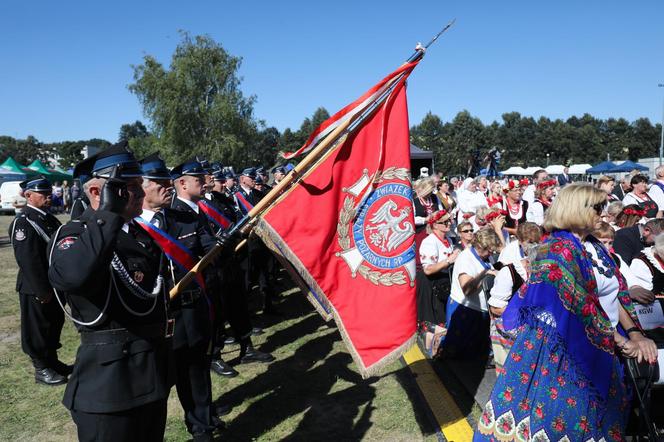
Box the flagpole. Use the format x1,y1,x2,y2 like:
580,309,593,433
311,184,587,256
169,21,456,299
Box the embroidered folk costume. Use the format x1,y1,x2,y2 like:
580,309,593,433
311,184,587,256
475,231,640,441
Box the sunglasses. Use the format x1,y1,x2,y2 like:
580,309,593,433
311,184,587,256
591,202,607,215
435,220,451,225
460,229,474,233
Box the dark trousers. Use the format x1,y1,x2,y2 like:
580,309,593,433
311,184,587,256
19,293,64,368
71,399,167,442
174,343,214,435
247,243,274,308
219,261,252,341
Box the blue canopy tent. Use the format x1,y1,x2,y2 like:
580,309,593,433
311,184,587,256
609,160,648,173
586,161,618,174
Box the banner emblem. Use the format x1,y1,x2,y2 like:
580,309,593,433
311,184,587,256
337,168,416,286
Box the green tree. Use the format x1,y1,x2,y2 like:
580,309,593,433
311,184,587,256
442,110,488,175
0,135,49,164
629,118,660,160
279,107,331,160
410,111,445,151
118,120,149,142
128,32,258,168
47,138,112,168
251,126,281,167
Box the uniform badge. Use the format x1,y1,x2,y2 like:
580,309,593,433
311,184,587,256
336,168,416,286
14,228,26,241
56,236,77,250
133,271,145,283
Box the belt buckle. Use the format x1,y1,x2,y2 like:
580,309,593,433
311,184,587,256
165,319,175,338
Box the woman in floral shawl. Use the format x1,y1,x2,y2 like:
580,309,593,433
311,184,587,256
475,183,657,442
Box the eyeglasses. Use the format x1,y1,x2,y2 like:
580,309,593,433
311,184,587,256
460,229,474,233
591,202,607,215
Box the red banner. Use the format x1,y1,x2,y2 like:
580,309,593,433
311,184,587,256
254,63,418,377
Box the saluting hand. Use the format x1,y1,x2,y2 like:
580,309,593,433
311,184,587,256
99,166,129,215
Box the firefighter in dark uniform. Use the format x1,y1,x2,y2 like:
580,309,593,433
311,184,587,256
272,166,287,186
69,181,90,221
169,158,235,441
47,143,174,442
204,170,274,369
235,168,280,315
9,176,69,385
223,171,238,198
255,166,272,193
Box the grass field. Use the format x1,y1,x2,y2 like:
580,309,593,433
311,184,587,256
0,214,436,441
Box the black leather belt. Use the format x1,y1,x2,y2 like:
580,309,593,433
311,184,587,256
80,323,166,345
170,288,203,310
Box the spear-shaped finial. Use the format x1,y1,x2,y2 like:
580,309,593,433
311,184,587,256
407,19,457,63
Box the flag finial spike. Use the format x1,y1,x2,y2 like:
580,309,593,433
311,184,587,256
407,19,456,62
425,19,456,49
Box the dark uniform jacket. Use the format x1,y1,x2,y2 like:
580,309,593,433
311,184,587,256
206,191,241,230
69,195,89,220
203,192,252,338
9,205,61,297
48,208,174,413
166,198,218,350
234,186,262,215
613,225,644,266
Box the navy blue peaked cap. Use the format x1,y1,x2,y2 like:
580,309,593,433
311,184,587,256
139,152,172,180
170,159,207,178
20,176,51,192
74,141,142,182
240,167,257,179
212,170,227,181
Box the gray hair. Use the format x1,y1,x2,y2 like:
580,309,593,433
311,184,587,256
656,165,664,179
607,201,624,217
654,233,664,256
525,242,540,263
82,177,105,199
646,218,664,236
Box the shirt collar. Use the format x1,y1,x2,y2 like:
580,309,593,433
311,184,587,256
140,209,156,223
26,204,47,216
177,196,199,213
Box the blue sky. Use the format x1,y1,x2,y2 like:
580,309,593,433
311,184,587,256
0,0,662,143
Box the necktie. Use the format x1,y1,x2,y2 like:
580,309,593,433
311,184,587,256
152,211,166,230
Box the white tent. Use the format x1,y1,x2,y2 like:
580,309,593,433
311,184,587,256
501,166,528,175
545,165,565,175
569,164,591,175
524,166,544,176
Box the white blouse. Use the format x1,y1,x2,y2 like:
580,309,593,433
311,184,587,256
489,259,527,309
525,201,545,226
584,242,620,328
419,233,454,269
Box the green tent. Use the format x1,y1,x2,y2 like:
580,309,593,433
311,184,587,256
26,159,73,182
0,157,39,178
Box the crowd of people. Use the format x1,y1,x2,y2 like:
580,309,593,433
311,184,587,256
10,146,664,440
8,142,290,441
414,167,664,440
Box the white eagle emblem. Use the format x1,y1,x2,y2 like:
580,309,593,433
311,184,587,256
365,200,414,252
336,168,417,287
14,228,26,241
